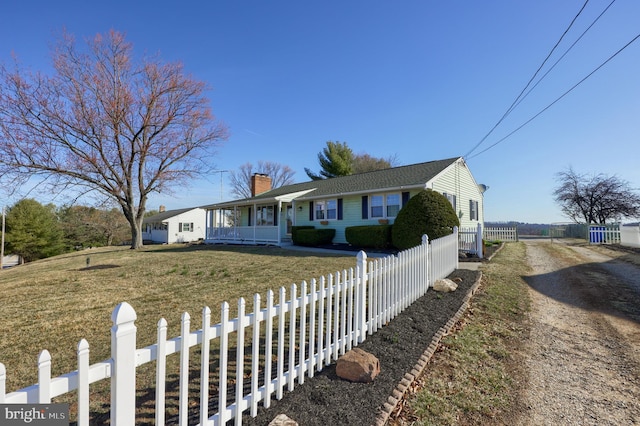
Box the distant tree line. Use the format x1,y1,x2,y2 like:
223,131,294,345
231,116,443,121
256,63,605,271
4,199,130,264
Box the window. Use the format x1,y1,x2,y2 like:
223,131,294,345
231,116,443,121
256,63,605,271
256,205,274,226
443,193,457,211
470,200,479,221
386,194,400,217
370,193,401,219
370,195,384,218
315,199,337,220
179,222,194,232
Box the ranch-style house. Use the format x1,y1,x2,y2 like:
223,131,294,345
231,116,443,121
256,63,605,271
203,157,486,246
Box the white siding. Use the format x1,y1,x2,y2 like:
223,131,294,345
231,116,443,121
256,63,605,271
430,159,484,229
167,209,206,243
144,208,207,244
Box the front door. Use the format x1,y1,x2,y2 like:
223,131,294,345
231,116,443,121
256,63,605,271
286,205,293,235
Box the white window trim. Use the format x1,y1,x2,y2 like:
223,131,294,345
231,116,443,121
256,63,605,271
315,199,338,221
370,193,401,219
256,204,275,226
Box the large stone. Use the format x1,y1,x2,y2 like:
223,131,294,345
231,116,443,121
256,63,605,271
268,414,298,426
336,348,380,383
433,278,458,292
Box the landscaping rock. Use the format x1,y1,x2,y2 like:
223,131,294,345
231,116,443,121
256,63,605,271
433,278,458,292
336,348,380,383
268,414,298,425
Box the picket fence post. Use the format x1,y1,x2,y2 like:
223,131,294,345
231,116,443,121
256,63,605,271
356,251,368,344
422,235,429,289
476,223,483,259
0,363,5,403
111,302,137,426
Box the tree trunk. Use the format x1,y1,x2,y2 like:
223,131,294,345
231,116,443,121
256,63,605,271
130,217,144,249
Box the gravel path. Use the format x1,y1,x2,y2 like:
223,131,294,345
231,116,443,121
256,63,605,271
518,238,640,425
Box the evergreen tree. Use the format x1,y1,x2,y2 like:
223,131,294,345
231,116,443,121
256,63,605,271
305,141,354,180
6,199,65,263
305,141,399,180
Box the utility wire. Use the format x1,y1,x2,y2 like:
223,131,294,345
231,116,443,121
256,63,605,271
512,0,617,112
463,0,591,158
467,32,640,160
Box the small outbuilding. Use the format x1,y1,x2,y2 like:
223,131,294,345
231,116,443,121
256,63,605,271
142,207,207,244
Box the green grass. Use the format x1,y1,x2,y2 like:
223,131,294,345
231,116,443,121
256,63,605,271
0,244,356,403
401,242,531,425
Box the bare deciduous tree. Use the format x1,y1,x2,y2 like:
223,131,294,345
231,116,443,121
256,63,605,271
554,168,640,224
229,161,295,198
0,30,228,248
352,152,399,174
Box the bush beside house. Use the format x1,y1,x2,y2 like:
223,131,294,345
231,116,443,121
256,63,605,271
392,189,460,250
345,225,392,249
292,228,336,246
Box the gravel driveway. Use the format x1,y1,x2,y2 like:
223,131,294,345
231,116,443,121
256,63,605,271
518,238,640,425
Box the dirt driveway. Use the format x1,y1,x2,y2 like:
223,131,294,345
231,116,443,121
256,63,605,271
518,238,640,425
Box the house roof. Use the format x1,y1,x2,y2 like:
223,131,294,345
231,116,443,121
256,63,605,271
204,157,462,208
143,207,202,224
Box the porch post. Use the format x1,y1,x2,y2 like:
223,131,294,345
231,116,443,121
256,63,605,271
253,203,257,243
277,201,282,245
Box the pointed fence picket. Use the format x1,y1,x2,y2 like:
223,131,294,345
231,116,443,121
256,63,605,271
0,230,462,425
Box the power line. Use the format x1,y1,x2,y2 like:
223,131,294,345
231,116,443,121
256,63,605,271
467,31,640,160
511,0,617,113
463,0,591,159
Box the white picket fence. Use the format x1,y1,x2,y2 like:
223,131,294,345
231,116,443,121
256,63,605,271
459,224,484,259
484,226,518,242
0,230,460,425
588,224,621,245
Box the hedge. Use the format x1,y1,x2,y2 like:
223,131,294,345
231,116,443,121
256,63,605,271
345,225,392,249
293,228,336,246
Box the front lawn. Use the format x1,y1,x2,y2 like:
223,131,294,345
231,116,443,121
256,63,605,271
0,244,356,395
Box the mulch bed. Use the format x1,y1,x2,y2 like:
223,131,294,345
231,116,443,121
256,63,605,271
240,268,481,426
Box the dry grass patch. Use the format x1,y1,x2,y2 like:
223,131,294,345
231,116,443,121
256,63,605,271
393,243,531,425
0,244,356,396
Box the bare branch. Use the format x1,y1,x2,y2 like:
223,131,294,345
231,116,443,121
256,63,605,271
0,30,228,248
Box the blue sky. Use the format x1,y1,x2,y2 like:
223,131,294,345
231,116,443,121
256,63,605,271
2,0,639,223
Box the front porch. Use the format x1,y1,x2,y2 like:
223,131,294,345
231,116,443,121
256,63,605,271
205,225,292,246
204,201,294,246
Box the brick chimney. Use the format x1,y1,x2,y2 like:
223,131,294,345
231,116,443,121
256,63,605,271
251,173,272,196
159,205,166,213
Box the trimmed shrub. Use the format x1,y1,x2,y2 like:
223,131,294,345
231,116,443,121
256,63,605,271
392,189,460,250
345,225,392,249
291,226,314,243
294,228,336,246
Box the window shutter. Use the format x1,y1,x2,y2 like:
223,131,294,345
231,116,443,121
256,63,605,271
190,223,194,232
179,223,183,232
273,204,278,226
309,201,314,221
361,196,368,219
469,200,474,220
402,191,410,207
337,198,343,220
248,207,252,226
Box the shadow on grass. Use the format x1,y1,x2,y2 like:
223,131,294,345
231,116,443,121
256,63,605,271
77,264,122,271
